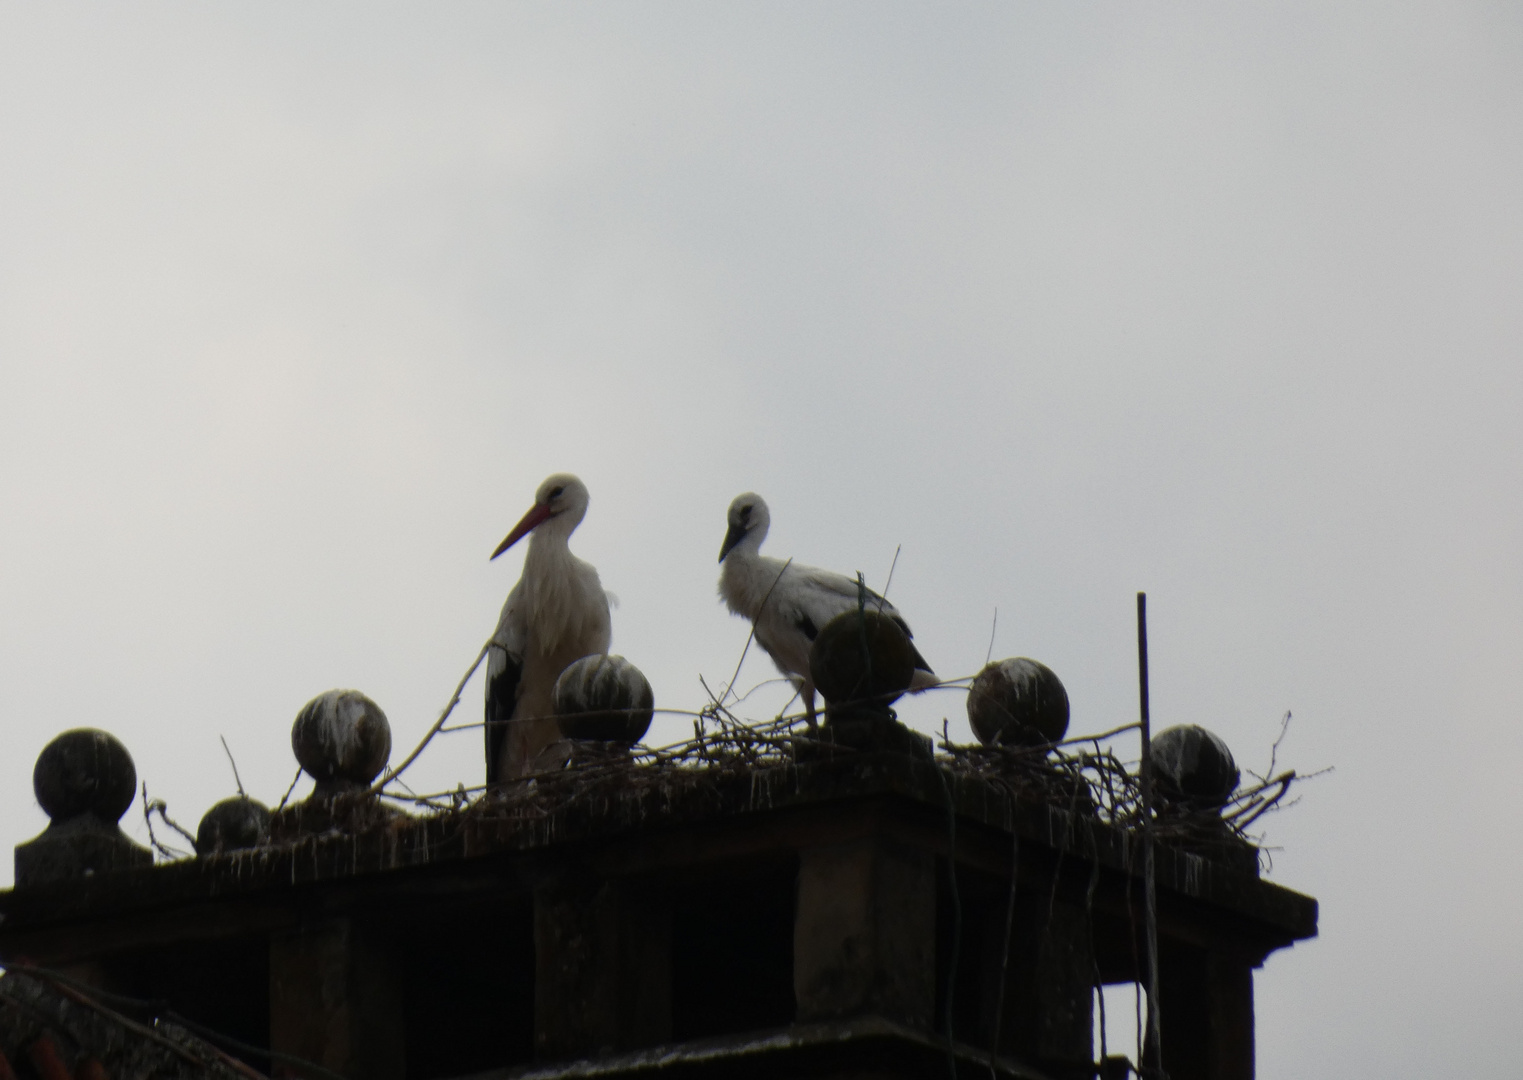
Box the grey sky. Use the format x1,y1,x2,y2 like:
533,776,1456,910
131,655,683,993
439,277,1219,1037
1,4,1519,1076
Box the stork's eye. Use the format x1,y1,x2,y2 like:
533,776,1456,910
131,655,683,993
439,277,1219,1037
740,506,752,521
549,486,565,499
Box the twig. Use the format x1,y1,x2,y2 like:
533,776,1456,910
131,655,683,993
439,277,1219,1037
985,607,998,667
774,684,802,723
140,783,197,859
882,543,902,599
699,674,745,728
141,783,177,860
718,558,793,706
275,767,303,813
729,676,795,708
219,735,245,797
1249,710,1294,785
369,639,493,795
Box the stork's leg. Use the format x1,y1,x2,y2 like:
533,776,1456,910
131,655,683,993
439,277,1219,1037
802,681,818,734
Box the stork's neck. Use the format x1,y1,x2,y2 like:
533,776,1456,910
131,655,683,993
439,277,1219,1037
719,539,787,620
731,518,768,558
519,520,604,657
524,520,579,573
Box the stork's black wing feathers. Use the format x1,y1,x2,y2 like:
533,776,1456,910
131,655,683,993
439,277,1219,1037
485,648,523,784
886,614,934,673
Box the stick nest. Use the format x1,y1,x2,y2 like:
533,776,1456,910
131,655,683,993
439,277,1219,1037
389,707,1308,872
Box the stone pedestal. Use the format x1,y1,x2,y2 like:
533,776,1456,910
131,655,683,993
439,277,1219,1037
15,728,150,888
14,816,151,887
793,837,936,1028
995,895,1095,1079
817,713,934,760
269,918,405,1080
1149,943,1256,1080
534,874,672,1059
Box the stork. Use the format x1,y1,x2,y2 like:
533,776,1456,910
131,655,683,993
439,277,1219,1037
486,473,612,782
717,493,936,723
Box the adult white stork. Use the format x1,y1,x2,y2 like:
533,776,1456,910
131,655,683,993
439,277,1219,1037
486,473,612,782
717,493,936,722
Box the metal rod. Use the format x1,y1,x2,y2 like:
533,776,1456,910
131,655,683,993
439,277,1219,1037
1137,592,1162,1074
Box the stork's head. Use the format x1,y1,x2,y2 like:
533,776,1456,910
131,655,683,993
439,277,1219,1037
491,473,590,559
719,492,770,562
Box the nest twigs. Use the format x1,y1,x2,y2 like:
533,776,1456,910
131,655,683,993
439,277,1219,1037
382,708,838,827
937,736,1143,832
938,727,1321,859
375,664,1318,870
1220,770,1296,829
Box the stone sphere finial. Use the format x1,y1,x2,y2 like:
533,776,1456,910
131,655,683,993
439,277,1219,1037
33,728,138,824
17,728,151,886
291,690,392,798
553,655,654,745
967,658,1070,748
195,796,271,856
1151,725,1240,809
808,609,919,716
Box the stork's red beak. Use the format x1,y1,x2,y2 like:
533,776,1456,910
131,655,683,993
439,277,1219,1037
491,502,555,559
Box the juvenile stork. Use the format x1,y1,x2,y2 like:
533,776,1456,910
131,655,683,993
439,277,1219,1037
717,492,935,723
486,473,611,782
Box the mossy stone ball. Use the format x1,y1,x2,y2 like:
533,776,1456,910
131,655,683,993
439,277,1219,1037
1151,725,1240,808
291,690,392,788
967,658,1070,747
33,728,138,823
808,608,919,712
195,796,271,856
553,654,654,745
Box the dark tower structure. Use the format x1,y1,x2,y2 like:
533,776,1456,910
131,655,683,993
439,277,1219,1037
0,658,1316,1080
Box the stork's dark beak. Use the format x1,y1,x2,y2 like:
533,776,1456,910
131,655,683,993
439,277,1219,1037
718,521,747,563
492,502,555,560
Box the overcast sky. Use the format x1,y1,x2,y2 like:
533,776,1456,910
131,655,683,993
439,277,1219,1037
1,4,1519,1076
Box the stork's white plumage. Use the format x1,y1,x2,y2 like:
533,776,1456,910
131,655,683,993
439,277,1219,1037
486,473,612,782
717,493,935,722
